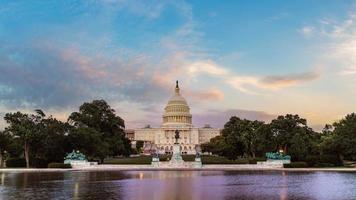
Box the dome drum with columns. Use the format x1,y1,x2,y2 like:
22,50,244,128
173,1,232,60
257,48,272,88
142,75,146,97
133,81,221,155
162,81,192,126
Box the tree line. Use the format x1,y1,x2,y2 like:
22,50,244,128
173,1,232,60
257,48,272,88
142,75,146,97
202,114,356,165
0,100,131,168
1,98,355,168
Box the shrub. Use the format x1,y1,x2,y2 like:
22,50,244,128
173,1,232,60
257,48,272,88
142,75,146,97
306,154,343,167
234,159,250,164
104,156,152,164
48,163,71,168
159,155,171,162
6,158,26,168
320,154,343,166
248,159,257,164
284,162,308,168
202,155,235,164
30,158,48,168
255,157,267,162
182,155,195,162
314,163,335,168
305,155,319,167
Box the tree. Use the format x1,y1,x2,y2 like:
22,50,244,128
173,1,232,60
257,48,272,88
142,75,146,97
4,110,45,168
332,113,356,160
320,124,338,155
68,100,131,162
136,140,144,153
270,114,317,161
270,114,306,153
0,131,12,167
39,117,72,163
241,120,264,158
203,117,267,160
220,117,248,159
68,127,109,161
254,124,276,157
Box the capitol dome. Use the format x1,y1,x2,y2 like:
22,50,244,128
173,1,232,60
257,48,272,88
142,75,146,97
162,81,192,126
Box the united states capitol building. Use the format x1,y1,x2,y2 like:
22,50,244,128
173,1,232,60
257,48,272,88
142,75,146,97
133,81,220,155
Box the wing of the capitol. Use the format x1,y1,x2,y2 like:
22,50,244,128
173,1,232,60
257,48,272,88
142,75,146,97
126,81,221,155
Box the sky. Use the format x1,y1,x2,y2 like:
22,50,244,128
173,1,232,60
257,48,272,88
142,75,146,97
0,0,356,131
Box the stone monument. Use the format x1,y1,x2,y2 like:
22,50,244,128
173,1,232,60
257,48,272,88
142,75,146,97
151,152,160,167
169,129,184,166
64,150,97,168
257,151,291,167
194,145,203,168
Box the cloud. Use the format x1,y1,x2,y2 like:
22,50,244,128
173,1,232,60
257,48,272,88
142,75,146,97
184,60,319,94
299,26,315,37
187,60,228,77
193,109,277,128
0,41,171,109
303,13,356,76
186,88,224,101
225,76,260,95
260,71,320,89
0,0,331,130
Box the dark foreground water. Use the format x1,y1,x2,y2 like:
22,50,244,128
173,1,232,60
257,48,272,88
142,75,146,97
0,171,356,200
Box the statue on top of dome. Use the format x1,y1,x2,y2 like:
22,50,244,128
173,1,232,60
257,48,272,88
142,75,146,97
175,80,180,94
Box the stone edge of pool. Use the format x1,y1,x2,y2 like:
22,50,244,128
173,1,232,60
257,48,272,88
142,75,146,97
1,165,356,172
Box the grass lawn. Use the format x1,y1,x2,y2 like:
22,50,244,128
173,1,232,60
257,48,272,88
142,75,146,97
104,155,265,165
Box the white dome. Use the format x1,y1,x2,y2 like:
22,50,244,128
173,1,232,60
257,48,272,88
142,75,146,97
162,81,192,126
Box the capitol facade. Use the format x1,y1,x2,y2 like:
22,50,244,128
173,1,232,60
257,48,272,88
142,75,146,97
134,81,220,155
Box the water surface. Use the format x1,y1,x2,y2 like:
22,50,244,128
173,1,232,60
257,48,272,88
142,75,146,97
0,170,356,200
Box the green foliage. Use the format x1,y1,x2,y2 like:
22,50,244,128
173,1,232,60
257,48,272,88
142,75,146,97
1,99,133,168
48,163,72,168
68,100,131,162
30,158,48,168
103,155,255,165
283,162,308,168
332,113,356,160
0,131,12,167
2,100,355,168
270,114,319,161
305,155,319,167
68,127,108,161
306,154,343,167
6,158,26,168
104,156,159,165
204,114,332,164
201,156,250,164
4,111,46,168
39,117,72,163
136,140,144,152
313,163,336,167
204,116,275,160
0,131,11,153
248,159,257,164
319,154,343,166
203,117,259,160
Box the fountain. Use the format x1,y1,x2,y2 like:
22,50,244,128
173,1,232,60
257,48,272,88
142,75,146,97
168,129,185,166
151,130,202,168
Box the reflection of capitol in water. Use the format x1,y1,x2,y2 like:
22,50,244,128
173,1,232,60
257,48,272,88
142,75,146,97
133,81,221,154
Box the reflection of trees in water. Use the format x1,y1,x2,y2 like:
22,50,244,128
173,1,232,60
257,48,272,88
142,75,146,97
69,171,131,200
0,171,129,200
1,171,356,200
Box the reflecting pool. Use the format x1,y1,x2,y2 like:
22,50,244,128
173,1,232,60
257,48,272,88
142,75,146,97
0,170,356,200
